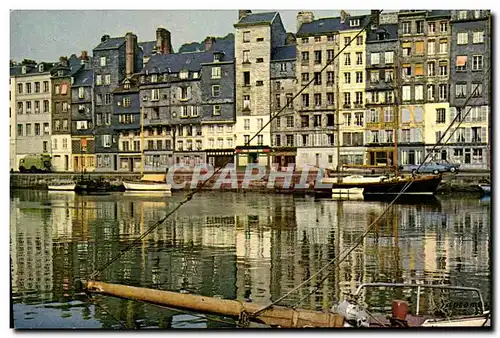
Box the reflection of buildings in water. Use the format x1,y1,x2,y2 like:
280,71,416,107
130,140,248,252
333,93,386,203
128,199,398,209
10,201,53,298
48,192,75,242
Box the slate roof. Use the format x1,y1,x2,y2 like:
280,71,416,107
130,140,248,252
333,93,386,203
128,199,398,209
271,45,296,61
366,24,398,42
297,15,370,37
94,37,125,51
427,10,451,18
10,66,23,76
143,36,234,74
73,69,94,87
139,41,157,57
235,12,277,25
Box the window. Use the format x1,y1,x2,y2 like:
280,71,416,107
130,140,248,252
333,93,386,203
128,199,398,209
436,108,446,123
96,75,102,85
181,106,189,118
243,50,250,63
286,135,294,146
356,36,363,45
301,51,309,64
328,35,334,42
122,97,131,107
344,72,351,84
26,83,32,94
371,92,379,104
327,92,334,106
344,53,351,66
402,21,411,34
344,113,352,126
456,83,467,98
439,62,448,76
151,74,158,83
286,93,293,108
26,101,31,113
427,40,435,55
385,70,393,82
350,19,360,27
244,135,250,144
243,95,250,110
301,116,309,128
402,64,411,77
370,52,379,65
256,37,264,42
472,83,483,97
385,91,393,103
43,123,49,135
474,10,481,18
35,82,40,93
100,56,106,66
457,32,468,45
402,86,411,101
385,51,394,64
415,85,424,100
17,102,23,114
62,102,68,112
401,129,410,142
356,52,363,65
43,81,49,92
428,61,436,76
17,83,23,94
301,37,309,44
415,41,424,55
211,66,221,79
371,131,379,143
402,42,411,57
355,112,363,126
314,36,321,42
302,94,309,107
105,113,111,125
104,74,111,85
257,118,263,129
243,31,250,42
439,39,447,53
105,93,111,105
17,124,23,136
54,84,60,95
314,93,321,106
212,85,220,97
314,50,322,64
25,123,31,136
243,72,250,86
34,123,40,135
415,63,424,76
280,63,287,71
439,84,448,100
55,120,60,131
459,11,468,19
78,87,85,99
384,107,393,122
43,100,49,113
356,71,363,83
344,36,351,47
472,55,483,70
355,92,363,105
244,119,250,130
286,116,294,127
314,72,322,85
275,94,281,109
301,72,309,83
343,92,351,106
327,71,334,84
212,105,221,116
473,31,484,43
314,115,321,127
427,84,435,101
416,20,424,34
327,49,334,61
440,21,447,33
275,135,281,147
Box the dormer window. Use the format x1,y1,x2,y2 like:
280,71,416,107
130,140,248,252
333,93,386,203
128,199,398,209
350,19,360,27
214,53,222,62
38,64,44,72
124,82,130,90
377,32,386,41
192,72,199,79
58,70,64,77
151,74,158,83
21,66,27,74
180,71,188,79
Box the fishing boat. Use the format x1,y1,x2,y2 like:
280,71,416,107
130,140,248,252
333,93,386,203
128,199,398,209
123,174,172,192
47,183,76,191
83,281,490,328
478,184,491,195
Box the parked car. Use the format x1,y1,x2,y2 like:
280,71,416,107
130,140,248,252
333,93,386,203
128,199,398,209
400,161,460,175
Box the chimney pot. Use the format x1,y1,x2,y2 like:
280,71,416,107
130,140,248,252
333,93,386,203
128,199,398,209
80,50,89,60
156,27,172,55
238,10,252,20
205,37,216,51
101,34,110,42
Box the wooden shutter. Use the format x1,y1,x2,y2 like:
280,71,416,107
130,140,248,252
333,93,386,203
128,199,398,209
415,41,424,54
465,128,472,142
449,127,455,143
177,87,182,99
480,106,488,122
450,107,456,120
415,64,424,76
481,127,487,143
187,87,192,99
380,130,386,143
410,128,416,142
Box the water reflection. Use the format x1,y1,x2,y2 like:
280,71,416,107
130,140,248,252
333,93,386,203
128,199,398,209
10,190,490,328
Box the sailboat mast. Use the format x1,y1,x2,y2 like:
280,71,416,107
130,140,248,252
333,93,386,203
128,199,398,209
140,106,144,176
393,41,399,175
335,36,342,183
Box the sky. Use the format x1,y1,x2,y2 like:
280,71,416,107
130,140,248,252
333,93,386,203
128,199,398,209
10,10,370,62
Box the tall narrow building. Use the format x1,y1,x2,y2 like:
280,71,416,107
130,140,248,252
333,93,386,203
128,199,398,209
233,11,286,167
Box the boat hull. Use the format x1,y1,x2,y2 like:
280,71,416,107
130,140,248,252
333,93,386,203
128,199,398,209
479,184,491,195
48,184,76,191
315,176,442,197
123,181,172,191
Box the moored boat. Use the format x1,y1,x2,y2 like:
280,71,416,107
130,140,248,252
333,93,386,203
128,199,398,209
47,183,76,191
123,174,172,192
478,184,491,195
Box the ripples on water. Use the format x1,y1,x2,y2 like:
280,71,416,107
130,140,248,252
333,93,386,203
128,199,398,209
10,190,491,328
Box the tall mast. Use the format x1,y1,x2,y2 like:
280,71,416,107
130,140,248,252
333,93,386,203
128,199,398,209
335,36,342,183
140,106,144,176
393,39,399,175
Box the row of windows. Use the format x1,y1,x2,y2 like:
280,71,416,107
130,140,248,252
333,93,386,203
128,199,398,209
95,74,112,86
16,122,50,137
16,100,50,114
275,114,338,129
17,81,49,94
401,20,448,35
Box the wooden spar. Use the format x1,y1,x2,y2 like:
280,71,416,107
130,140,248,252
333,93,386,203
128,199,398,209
85,281,345,328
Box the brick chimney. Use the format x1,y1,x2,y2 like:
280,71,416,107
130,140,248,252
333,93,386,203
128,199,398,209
156,28,173,54
239,10,252,20
371,10,381,30
125,32,137,77
340,10,350,24
101,34,110,42
297,11,314,31
80,50,89,60
205,37,216,51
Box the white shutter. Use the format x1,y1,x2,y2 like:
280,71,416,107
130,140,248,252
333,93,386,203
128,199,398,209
481,127,487,143
187,87,192,99
364,131,369,145
402,108,410,123
465,108,471,122
448,127,455,143
450,107,456,121
322,134,328,146
380,130,386,143
410,128,416,142
416,128,423,142
465,128,472,142
177,87,182,99
480,106,488,122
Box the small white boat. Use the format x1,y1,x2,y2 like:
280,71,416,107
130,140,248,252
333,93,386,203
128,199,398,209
48,183,76,191
478,184,491,195
123,174,171,192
